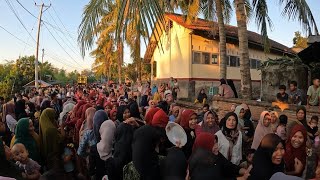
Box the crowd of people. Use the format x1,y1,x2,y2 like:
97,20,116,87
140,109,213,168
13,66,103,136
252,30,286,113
0,80,319,180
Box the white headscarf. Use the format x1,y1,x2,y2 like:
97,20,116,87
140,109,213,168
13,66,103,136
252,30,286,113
234,105,245,129
59,103,75,125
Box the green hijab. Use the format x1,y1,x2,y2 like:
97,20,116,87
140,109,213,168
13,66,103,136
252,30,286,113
39,108,62,169
0,139,23,180
14,118,40,163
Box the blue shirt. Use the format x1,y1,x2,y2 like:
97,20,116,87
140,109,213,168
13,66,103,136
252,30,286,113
169,115,176,122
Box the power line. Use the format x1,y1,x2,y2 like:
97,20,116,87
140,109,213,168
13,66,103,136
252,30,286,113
15,0,83,61
43,23,85,69
0,24,80,70
22,20,37,55
43,13,83,59
45,52,82,70
14,0,77,37
4,0,37,42
0,24,32,46
48,0,78,43
0,23,83,70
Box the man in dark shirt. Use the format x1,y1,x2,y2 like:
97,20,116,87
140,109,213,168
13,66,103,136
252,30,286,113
276,85,289,103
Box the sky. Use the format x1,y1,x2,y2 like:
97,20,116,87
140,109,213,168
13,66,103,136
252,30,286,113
0,0,319,72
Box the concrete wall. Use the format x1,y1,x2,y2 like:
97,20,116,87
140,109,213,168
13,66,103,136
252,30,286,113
151,21,192,79
177,98,319,123
261,65,309,102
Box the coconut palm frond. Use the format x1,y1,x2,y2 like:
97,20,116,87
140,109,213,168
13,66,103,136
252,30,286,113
279,0,319,35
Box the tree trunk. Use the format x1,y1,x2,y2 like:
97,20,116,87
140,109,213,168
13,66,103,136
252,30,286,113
235,0,252,99
117,39,123,84
137,36,141,81
216,0,227,79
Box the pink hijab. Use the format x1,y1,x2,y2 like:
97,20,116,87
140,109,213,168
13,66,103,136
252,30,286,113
85,107,96,130
251,111,273,149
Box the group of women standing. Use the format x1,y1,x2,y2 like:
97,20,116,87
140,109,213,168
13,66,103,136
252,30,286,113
1,86,319,180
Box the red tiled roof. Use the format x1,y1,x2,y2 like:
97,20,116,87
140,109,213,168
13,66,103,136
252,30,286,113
144,13,295,61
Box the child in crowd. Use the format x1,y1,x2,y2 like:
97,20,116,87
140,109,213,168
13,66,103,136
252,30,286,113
33,105,41,134
276,85,289,103
169,104,181,123
276,115,288,143
307,115,319,141
11,143,41,180
62,142,76,178
196,104,210,123
240,148,255,169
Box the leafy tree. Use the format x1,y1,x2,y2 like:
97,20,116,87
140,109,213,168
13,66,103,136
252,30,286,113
293,31,308,49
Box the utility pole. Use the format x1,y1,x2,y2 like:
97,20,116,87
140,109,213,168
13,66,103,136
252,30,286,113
39,48,44,83
35,3,50,89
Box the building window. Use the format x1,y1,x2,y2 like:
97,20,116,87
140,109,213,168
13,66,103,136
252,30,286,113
250,59,262,69
237,57,240,67
256,60,261,69
202,52,210,64
193,52,201,64
211,54,218,64
229,56,238,67
192,51,219,65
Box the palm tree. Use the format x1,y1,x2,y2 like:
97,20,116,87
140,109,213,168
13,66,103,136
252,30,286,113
78,0,125,83
235,0,318,99
234,0,252,99
200,0,233,79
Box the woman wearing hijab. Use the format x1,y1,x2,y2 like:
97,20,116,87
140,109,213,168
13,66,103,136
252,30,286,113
12,118,41,163
248,134,285,180
116,105,129,125
287,106,308,135
0,139,24,180
112,105,139,180
74,103,92,145
251,111,273,150
194,89,207,105
97,120,116,161
2,103,17,133
39,108,65,170
59,103,75,126
67,100,86,126
15,99,27,119
88,110,108,180
234,105,254,153
178,109,198,159
195,110,220,136
215,112,242,165
132,125,163,180
270,111,279,132
218,79,235,98
77,107,97,157
109,109,117,122
97,120,116,179
145,107,160,125
284,124,307,177
189,133,247,180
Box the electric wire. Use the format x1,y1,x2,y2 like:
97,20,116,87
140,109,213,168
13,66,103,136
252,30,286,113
43,23,85,69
